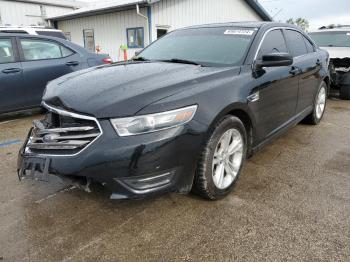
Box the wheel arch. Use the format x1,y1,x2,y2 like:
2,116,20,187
323,76,331,94
207,102,255,157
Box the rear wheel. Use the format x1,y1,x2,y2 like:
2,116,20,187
192,116,247,200
304,81,327,125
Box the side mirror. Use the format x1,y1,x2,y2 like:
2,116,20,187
134,50,141,56
256,53,293,68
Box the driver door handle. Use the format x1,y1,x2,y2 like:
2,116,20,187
290,66,302,75
66,61,79,66
2,68,22,74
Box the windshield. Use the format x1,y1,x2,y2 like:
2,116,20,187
138,27,257,67
309,31,350,47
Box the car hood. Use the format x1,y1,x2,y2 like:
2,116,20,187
320,46,350,59
43,62,239,118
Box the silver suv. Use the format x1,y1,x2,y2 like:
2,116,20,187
0,26,66,39
309,27,350,99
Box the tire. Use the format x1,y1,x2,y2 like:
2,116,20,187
304,81,327,125
340,85,350,100
192,115,247,200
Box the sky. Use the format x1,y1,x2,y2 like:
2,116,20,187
258,0,350,30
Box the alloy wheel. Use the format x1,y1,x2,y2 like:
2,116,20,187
212,129,244,190
316,86,326,119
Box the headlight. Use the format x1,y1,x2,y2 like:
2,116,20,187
110,105,198,136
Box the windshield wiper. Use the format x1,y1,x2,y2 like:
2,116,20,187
132,56,151,61
160,58,205,66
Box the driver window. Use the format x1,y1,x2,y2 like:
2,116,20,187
257,29,288,60
0,38,15,64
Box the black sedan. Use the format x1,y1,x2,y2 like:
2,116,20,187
0,33,111,114
18,22,329,200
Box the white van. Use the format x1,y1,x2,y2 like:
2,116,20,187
309,27,350,99
0,26,67,39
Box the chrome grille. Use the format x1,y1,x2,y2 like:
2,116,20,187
26,105,101,155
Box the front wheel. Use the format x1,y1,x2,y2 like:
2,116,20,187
192,116,247,200
304,81,327,125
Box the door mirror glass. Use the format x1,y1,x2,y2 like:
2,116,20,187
256,53,293,68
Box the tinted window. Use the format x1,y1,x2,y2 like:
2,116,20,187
309,31,350,47
257,29,288,59
35,30,66,39
284,30,308,57
21,39,62,61
139,27,257,67
61,45,74,57
303,36,315,53
0,39,15,63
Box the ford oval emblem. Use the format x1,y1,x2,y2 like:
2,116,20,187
43,134,59,143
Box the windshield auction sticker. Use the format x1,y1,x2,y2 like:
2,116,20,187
224,29,255,35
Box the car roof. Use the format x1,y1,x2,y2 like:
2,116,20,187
179,21,301,31
0,26,62,31
310,28,350,33
0,33,90,53
0,33,65,40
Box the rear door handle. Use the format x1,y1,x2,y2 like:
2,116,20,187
290,66,302,75
2,68,22,74
66,61,79,66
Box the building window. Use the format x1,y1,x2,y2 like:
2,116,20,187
64,32,71,41
83,29,95,52
157,29,168,39
127,27,144,48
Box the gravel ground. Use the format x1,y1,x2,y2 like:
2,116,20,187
0,99,349,262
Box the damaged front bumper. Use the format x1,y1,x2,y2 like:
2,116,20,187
17,104,206,199
329,57,350,87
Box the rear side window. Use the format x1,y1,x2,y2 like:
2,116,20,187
0,38,15,64
61,45,74,57
20,39,73,61
35,30,66,39
284,30,308,57
303,36,315,53
257,29,288,59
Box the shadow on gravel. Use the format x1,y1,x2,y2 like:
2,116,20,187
0,108,44,122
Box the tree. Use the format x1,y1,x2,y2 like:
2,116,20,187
286,18,295,25
286,17,310,32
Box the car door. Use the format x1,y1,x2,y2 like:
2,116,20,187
283,29,322,113
0,37,26,114
249,29,300,141
17,37,83,108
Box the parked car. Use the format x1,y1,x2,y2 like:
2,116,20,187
0,26,67,39
18,22,329,200
0,33,112,114
309,27,350,99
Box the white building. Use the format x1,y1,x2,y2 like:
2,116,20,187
0,0,84,26
48,0,271,61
